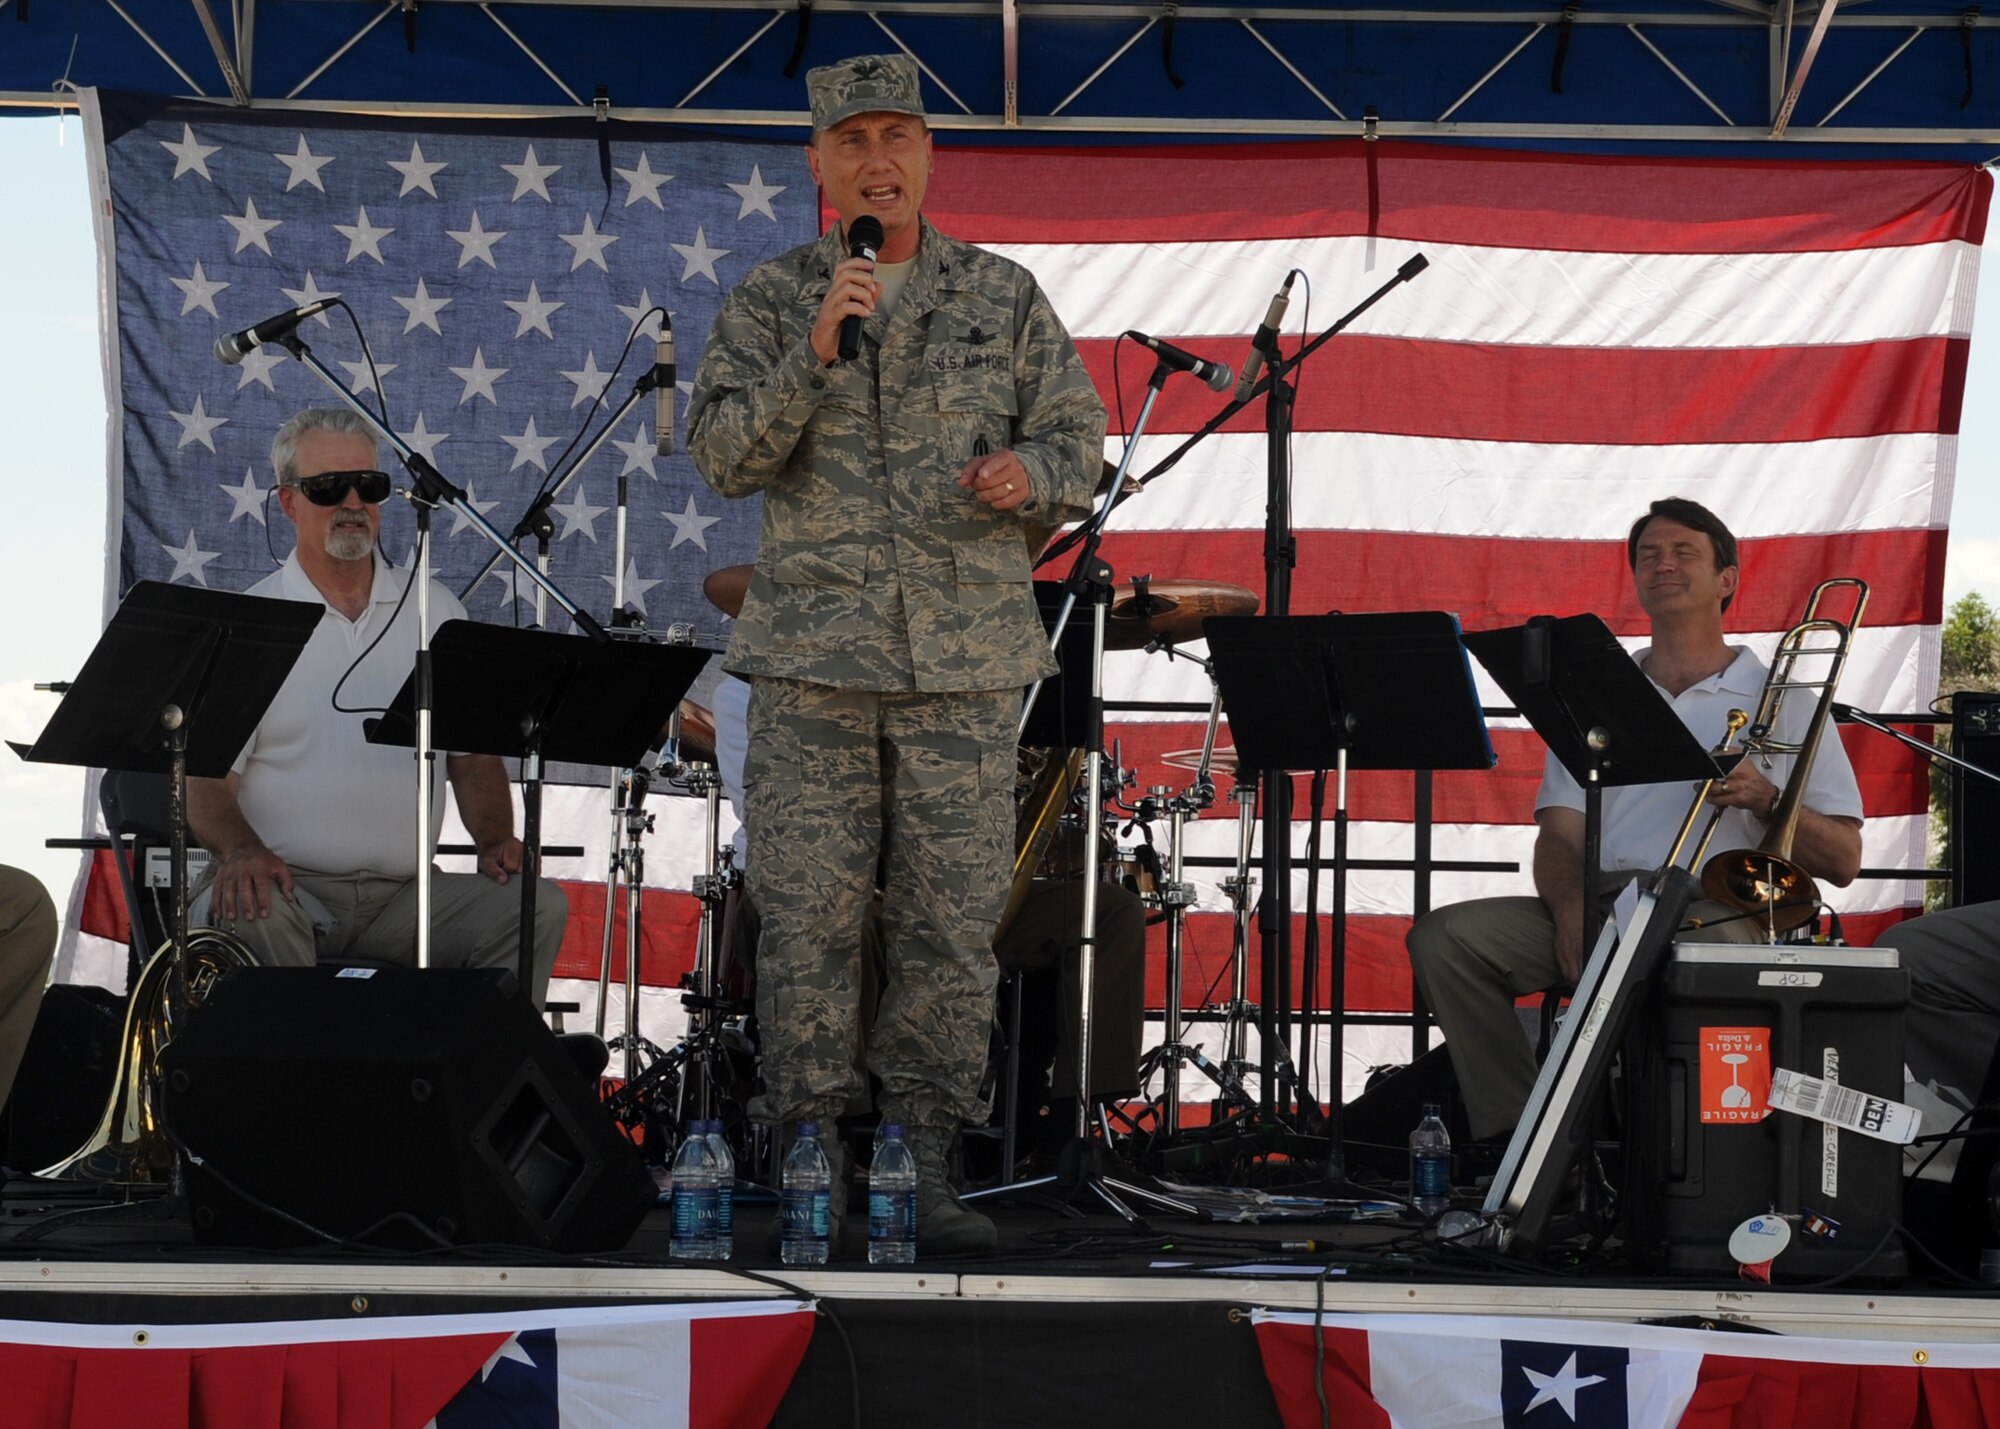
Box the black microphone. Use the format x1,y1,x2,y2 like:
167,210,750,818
213,299,340,366
1233,272,1295,403
655,315,676,457
1125,331,1234,392
836,215,885,363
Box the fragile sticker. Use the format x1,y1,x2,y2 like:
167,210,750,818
1700,1026,1773,1124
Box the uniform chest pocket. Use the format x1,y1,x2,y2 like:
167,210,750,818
932,367,1020,417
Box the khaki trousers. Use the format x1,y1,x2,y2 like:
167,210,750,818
0,866,57,1117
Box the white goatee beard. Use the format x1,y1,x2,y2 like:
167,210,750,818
324,525,375,561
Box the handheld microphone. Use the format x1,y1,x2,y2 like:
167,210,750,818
1233,271,1295,403
1125,331,1234,393
655,315,676,457
836,215,885,363
213,298,340,366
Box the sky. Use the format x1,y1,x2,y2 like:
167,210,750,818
0,113,1995,922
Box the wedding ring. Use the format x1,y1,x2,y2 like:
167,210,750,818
1002,481,1013,494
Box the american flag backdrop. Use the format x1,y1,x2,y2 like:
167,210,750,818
77,88,1978,1096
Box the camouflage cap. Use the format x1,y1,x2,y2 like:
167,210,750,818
806,53,926,132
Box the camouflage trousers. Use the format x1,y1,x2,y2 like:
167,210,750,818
743,676,1015,1130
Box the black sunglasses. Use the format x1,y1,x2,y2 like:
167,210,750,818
291,469,393,507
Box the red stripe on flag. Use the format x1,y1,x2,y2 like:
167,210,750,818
550,882,700,986
1251,1320,1389,1429
689,1309,816,1429
1091,528,1942,633
1081,335,1967,443
928,142,1991,253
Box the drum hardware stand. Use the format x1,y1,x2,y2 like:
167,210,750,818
273,326,607,976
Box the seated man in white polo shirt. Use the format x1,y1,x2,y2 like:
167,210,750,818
188,407,566,1003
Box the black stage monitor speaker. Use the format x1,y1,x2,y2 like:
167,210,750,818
159,967,655,1252
1952,691,2000,909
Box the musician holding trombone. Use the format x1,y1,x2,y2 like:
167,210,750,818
1407,498,1865,1145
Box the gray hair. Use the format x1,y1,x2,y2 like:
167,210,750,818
270,407,378,485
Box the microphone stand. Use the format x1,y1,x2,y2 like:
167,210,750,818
273,332,606,973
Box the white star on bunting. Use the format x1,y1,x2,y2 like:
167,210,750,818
502,415,558,472
170,260,229,317
502,144,561,201
234,345,288,392
602,559,661,618
617,289,665,341
220,468,269,524
337,357,399,396
611,424,660,479
272,134,334,192
170,394,227,451
728,164,787,221
392,277,452,336
672,225,729,285
449,348,508,405
396,412,449,464
558,351,612,409
615,151,674,209
551,486,608,541
334,206,395,264
1520,1354,1608,1419
388,139,448,198
558,212,619,273
160,124,218,181
445,210,507,269
663,493,722,550
505,281,562,339
280,273,340,325
162,530,222,585
223,195,281,255
446,481,501,537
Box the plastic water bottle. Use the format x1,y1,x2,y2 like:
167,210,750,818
867,1122,917,1266
669,1124,720,1259
781,1121,832,1267
1409,1102,1452,1219
703,1119,735,1261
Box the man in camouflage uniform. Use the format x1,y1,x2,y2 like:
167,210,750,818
687,53,1107,1255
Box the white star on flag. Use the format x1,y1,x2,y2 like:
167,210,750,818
160,124,218,181
617,289,665,340
672,226,730,285
502,415,558,472
220,468,268,524
663,494,722,550
222,195,281,255
558,351,612,408
446,210,508,268
388,139,449,197
602,558,662,617
393,276,452,335
162,530,222,585
611,424,660,479
551,485,608,541
449,348,508,405
170,260,229,317
505,281,562,339
334,206,395,263
558,212,619,273
272,134,334,192
476,1332,539,1383
396,412,449,463
446,481,501,537
728,164,787,221
1521,1353,1609,1419
615,151,674,209
170,394,227,451
234,345,288,392
337,357,399,396
280,272,340,325
502,143,561,201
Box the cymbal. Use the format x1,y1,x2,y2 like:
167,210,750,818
703,564,752,619
1104,580,1259,651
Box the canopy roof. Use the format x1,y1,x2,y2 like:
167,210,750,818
2,1,1997,158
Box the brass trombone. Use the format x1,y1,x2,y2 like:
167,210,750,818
1662,577,1868,936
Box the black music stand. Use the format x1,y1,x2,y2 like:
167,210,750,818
1463,615,1719,946
1205,612,1495,1167
15,582,320,1180
366,621,708,995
